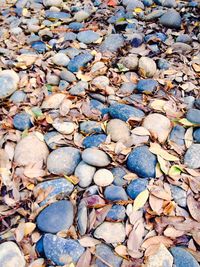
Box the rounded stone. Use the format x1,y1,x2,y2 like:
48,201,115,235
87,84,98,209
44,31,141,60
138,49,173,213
47,147,81,175
36,200,74,233
93,169,114,187
193,128,200,142
95,244,122,267
127,178,149,199
136,79,158,93
92,76,109,89
13,112,32,131
119,55,139,71
51,53,70,66
142,113,172,143
82,134,107,148
170,185,186,208
112,167,127,186
52,120,76,135
99,34,124,53
0,70,19,99
77,30,100,44
74,10,90,22
184,144,200,169
169,125,185,146
170,247,199,267
0,241,26,267
159,10,182,29
14,133,49,166
106,119,130,142
10,91,26,103
75,161,96,188
186,109,200,124
43,0,62,6
82,148,111,167
126,145,157,178
157,58,170,70
138,57,157,78
106,205,126,221
67,52,93,73
104,185,128,201
94,222,126,243
80,121,102,134
60,69,76,82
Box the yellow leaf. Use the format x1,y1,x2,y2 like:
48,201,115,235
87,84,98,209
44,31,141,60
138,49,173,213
150,100,166,111
22,8,28,16
24,222,36,236
133,189,149,211
64,175,79,185
157,155,169,174
179,118,198,126
27,183,35,190
185,127,193,148
134,7,143,13
76,72,92,81
168,165,183,178
149,143,179,161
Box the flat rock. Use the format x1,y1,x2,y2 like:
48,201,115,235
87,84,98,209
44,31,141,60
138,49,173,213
112,167,127,186
0,241,26,267
95,244,123,267
106,119,130,142
80,121,102,134
186,109,200,124
106,205,126,221
36,200,74,233
60,69,76,82
77,30,100,44
82,148,111,167
74,10,90,22
82,134,107,148
137,79,158,93
184,144,200,169
142,113,172,143
99,34,124,53
159,10,182,29
47,147,81,175
67,53,93,72
104,185,128,201
51,53,70,66
170,247,199,267
93,169,114,187
43,234,84,265
126,145,157,178
0,70,19,99
94,222,125,243
127,178,148,199
139,57,157,78
75,161,96,188
14,133,49,166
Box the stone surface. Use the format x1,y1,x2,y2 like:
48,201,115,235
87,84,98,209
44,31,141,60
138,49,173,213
14,133,49,166
69,81,88,96
112,167,127,186
106,119,130,142
170,185,187,208
43,234,84,265
142,113,172,143
95,244,123,267
136,79,158,93
13,112,32,131
47,147,81,175
127,178,148,199
119,55,139,70
104,185,128,201
77,201,87,235
106,205,126,221
82,134,107,148
74,10,90,22
184,144,200,169
170,247,199,267
10,91,26,103
82,148,111,167
0,241,26,267
126,145,157,178
0,70,19,99
94,222,125,243
92,76,109,89
193,128,200,142
51,53,70,66
52,120,76,135
99,34,124,52
36,200,74,233
186,109,200,124
138,57,157,78
75,161,96,188
34,178,74,205
159,10,182,29
169,125,185,146
80,121,102,134
67,53,93,72
60,69,76,82
77,30,100,44
93,169,114,187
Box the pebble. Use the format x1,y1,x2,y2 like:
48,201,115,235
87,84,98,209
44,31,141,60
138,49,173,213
130,33,143,47
136,79,158,93
99,34,124,53
67,52,93,72
82,148,111,167
10,90,26,103
95,244,122,267
109,103,144,122
169,125,185,146
64,32,77,41
112,167,127,186
13,112,32,131
127,178,148,199
194,99,200,109
45,11,71,20
82,134,107,148
77,30,100,44
170,247,199,267
74,10,90,22
176,34,192,44
93,169,114,187
47,147,81,175
43,0,62,7
193,128,200,143
0,70,19,99
36,200,74,233
44,131,63,150
159,10,182,29
60,69,76,82
31,41,46,53
68,22,83,31
65,47,80,58
75,161,96,188
51,53,70,66
69,81,88,96
0,241,26,267
184,144,200,169
170,185,187,208
163,0,177,7
186,109,200,124
34,178,74,206
126,145,157,178
142,113,172,143
94,222,126,243
52,120,76,135
118,82,136,96
157,58,170,70
104,185,128,201
138,56,157,78
106,205,126,221
106,119,130,142
14,133,49,166
46,73,60,85
119,55,139,70
77,201,88,235
43,234,84,265
92,76,109,89
80,121,102,134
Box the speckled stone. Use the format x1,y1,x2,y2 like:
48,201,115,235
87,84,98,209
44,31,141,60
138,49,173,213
159,10,182,29
127,178,148,199
80,121,102,134
0,70,19,99
112,167,127,186
99,34,124,53
184,144,200,169
106,205,126,221
104,185,128,201
136,79,158,93
67,53,93,72
13,112,32,131
186,109,200,124
82,134,107,148
43,234,84,265
69,81,88,96
75,161,96,188
95,244,123,267
170,247,199,267
82,148,111,167
10,91,26,103
169,125,185,146
170,185,186,207
31,41,46,53
77,30,100,44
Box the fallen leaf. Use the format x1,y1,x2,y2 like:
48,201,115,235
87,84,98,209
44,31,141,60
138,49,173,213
185,127,193,148
149,142,179,161
168,165,183,179
79,236,101,247
107,0,117,6
164,226,184,238
131,127,150,136
142,236,173,249
187,194,200,222
179,118,198,126
157,155,170,174
115,245,128,257
150,99,166,111
149,194,163,215
24,222,36,236
76,249,91,267
133,190,149,211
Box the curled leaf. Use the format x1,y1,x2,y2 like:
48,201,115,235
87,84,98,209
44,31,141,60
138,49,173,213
133,190,149,211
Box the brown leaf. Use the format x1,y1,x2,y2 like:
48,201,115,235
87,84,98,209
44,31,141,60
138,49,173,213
164,226,184,238
127,222,144,251
142,236,173,249
187,194,200,222
149,194,163,215
79,237,101,247
76,249,91,267
149,186,171,201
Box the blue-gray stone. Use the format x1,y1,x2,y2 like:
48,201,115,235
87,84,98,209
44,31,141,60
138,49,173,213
36,200,74,233
157,58,170,70
109,103,144,122
77,30,100,44
77,201,87,235
45,11,71,20
126,146,157,178
43,234,84,265
127,178,148,199
119,82,136,95
169,125,185,146
176,34,192,44
137,79,158,93
44,131,63,150
67,53,93,72
130,34,143,47
142,0,153,6
163,0,177,7
69,81,88,96
99,34,124,53
184,144,200,169
80,121,102,134
170,185,186,207
82,134,107,148
144,32,167,43
31,41,46,53
194,99,200,110
104,185,128,201
193,128,200,142
159,10,182,29
145,10,166,21
34,178,74,206
95,244,122,267
90,99,108,116
47,147,81,175
65,47,80,58
60,69,76,82
13,113,32,131
59,80,69,91
186,109,200,124
170,247,199,267
64,32,77,41
68,22,83,31
35,236,45,257
112,167,127,186
10,91,26,103
106,205,126,221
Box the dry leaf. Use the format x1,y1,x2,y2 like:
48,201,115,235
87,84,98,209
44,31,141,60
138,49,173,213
133,190,149,211
24,222,36,236
149,142,179,161
157,155,170,174
150,100,166,111
142,236,173,249
79,236,101,247
149,194,163,215
187,194,200,222
115,245,128,257
168,165,183,179
131,127,150,136
164,226,184,238
185,127,193,148
76,249,91,267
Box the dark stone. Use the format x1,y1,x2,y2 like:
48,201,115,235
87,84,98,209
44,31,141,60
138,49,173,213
159,10,182,29
67,53,93,72
106,205,126,221
169,125,185,146
186,109,200,124
176,34,192,44
136,79,158,93
104,185,128,201
80,121,102,134
144,32,167,43
31,41,46,53
127,178,148,199
82,134,107,148
193,128,200,142
194,99,200,109
170,247,199,267
157,58,170,70
35,236,45,257
13,113,32,131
